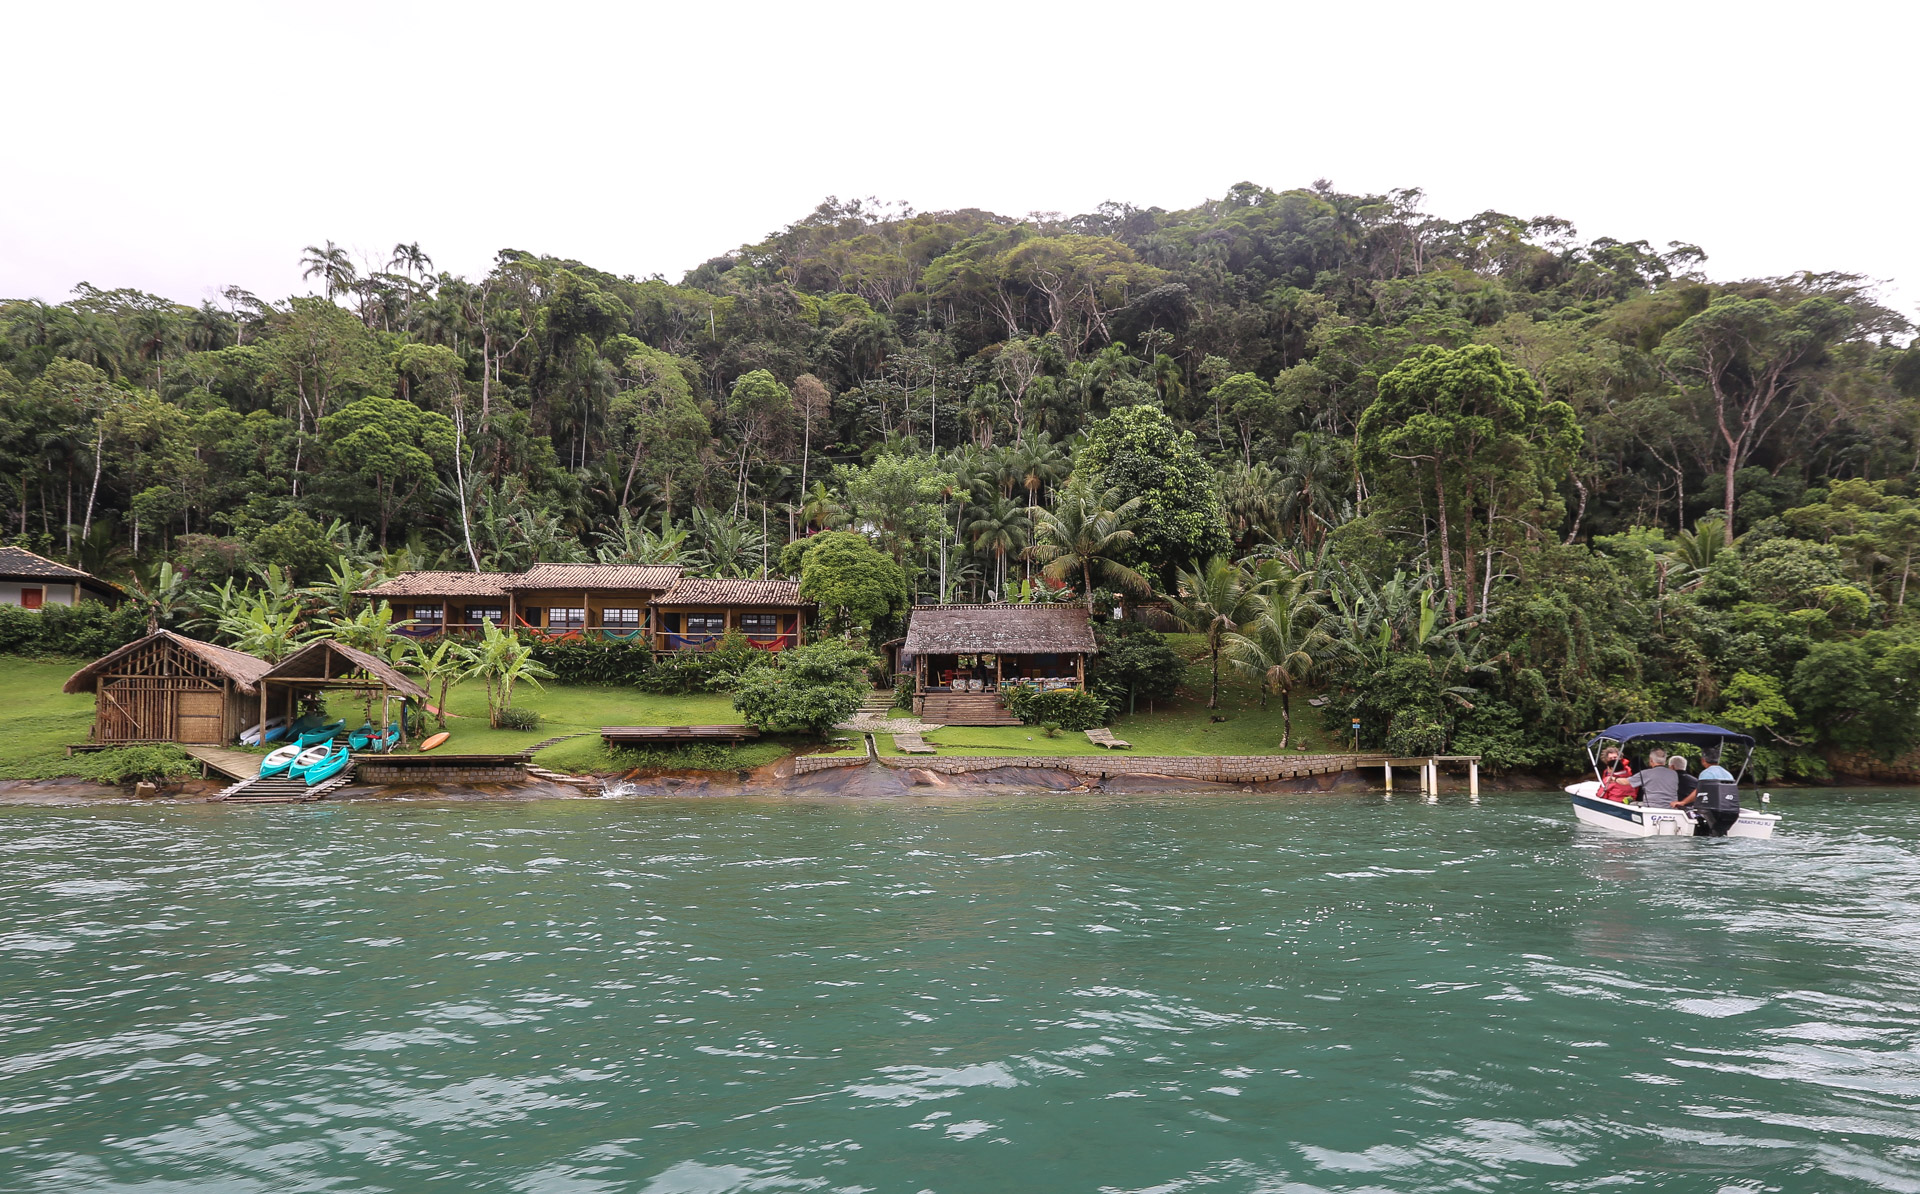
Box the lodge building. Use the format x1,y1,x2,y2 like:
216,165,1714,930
356,565,811,651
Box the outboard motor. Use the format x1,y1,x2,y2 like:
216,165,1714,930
1692,778,1741,837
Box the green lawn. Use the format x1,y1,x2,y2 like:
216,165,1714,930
887,633,1340,759
0,657,102,778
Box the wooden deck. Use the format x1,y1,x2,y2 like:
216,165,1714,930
601,725,761,746
181,745,266,781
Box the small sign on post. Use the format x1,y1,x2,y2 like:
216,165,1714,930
1350,719,1360,751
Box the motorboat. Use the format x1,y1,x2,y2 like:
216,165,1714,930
1568,721,1779,839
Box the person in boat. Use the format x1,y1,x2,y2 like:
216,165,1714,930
1596,746,1636,802
1672,751,1739,836
1697,749,1735,783
1626,748,1679,807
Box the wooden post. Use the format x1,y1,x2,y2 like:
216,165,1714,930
1383,762,1392,793
1418,759,1429,795
1469,759,1479,798
1428,758,1439,795
258,681,268,745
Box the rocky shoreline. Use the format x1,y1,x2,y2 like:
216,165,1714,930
0,754,1580,805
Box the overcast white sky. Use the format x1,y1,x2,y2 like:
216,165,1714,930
6,0,1916,321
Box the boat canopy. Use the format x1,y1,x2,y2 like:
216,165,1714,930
1587,721,1755,749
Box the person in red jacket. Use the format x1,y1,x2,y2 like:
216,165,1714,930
1597,745,1636,802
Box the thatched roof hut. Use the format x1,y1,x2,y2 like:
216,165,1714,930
64,630,270,743
902,604,1097,656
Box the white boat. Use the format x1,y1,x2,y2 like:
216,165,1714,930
239,716,286,746
1565,781,1779,839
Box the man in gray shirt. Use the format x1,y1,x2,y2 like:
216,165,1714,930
1628,748,1681,807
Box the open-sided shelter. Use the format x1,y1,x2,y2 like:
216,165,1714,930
904,604,1096,693
64,630,269,744
256,639,429,746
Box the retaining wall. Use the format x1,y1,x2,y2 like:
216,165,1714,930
356,761,528,785
794,752,1367,784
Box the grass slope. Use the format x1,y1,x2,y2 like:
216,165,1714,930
0,657,102,777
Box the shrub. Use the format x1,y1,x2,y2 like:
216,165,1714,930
0,601,148,659
495,706,543,731
638,630,774,694
1092,623,1183,714
1041,721,1061,738
532,639,654,685
732,639,875,737
72,745,197,785
1001,686,1109,731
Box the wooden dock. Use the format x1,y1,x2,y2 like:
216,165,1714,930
181,745,266,781
601,725,761,746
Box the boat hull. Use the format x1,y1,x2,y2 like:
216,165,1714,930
1565,783,1778,839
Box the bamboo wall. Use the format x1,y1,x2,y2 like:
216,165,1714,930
93,640,242,744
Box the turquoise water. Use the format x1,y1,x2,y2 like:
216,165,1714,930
2,788,1918,1192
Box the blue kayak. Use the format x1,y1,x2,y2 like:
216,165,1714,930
348,722,376,750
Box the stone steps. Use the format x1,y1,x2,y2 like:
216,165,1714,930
919,693,1022,726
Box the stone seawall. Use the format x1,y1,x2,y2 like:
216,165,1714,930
356,761,528,785
794,752,1366,784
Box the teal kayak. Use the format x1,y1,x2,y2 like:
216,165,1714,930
286,744,332,780
348,722,376,750
259,744,302,777
296,720,345,749
302,745,351,786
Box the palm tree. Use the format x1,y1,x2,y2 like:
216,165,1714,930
466,619,555,728
1669,517,1734,579
1029,486,1151,614
388,242,433,278
409,636,474,730
300,241,358,299
1169,555,1265,709
967,496,1029,597
1226,571,1335,747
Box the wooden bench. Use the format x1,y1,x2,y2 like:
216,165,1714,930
1085,728,1131,750
893,732,938,754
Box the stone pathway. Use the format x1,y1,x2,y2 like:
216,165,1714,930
837,714,946,734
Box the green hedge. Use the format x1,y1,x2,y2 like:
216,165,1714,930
0,602,148,659
1000,686,1110,731
530,639,654,685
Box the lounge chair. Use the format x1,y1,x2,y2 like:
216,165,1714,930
894,732,938,755
1085,728,1131,750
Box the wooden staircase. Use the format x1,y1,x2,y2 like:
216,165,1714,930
919,692,1022,726
216,764,357,804
857,691,897,718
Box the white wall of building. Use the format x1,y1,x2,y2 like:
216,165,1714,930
0,581,79,607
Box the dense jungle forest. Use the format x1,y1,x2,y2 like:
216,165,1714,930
5,181,1919,775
